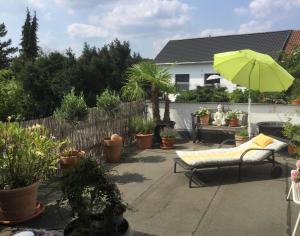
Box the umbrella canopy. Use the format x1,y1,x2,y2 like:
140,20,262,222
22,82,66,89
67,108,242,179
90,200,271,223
213,49,295,136
206,74,222,81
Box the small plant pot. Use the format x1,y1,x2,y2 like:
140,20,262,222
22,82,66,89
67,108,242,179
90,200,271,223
60,150,85,169
288,144,296,155
235,135,248,146
0,181,42,223
291,99,300,105
161,137,176,149
136,134,153,149
199,115,209,125
103,138,123,163
229,118,239,127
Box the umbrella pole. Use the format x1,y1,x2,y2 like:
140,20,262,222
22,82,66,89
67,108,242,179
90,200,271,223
248,93,251,138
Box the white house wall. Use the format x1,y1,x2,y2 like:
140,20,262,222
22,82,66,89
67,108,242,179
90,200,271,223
162,63,238,92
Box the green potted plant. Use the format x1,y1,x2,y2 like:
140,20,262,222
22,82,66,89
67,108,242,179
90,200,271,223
59,148,85,169
195,107,210,125
130,117,155,149
283,120,300,155
54,88,88,125
235,128,248,146
226,110,242,127
60,158,129,235
96,89,121,118
0,121,64,223
160,128,177,149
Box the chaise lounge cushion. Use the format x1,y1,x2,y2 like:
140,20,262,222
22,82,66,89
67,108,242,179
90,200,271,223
176,135,287,167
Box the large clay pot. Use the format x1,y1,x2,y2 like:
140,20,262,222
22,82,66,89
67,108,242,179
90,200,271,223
161,137,176,149
199,115,209,125
235,135,248,146
136,134,153,149
0,181,40,223
229,118,239,127
60,150,85,169
103,138,123,163
291,100,300,105
288,144,296,155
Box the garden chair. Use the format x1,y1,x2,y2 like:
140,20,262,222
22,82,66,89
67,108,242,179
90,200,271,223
174,134,287,187
287,173,300,236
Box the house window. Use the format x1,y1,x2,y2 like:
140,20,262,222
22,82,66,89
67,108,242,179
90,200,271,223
175,74,189,90
204,73,220,86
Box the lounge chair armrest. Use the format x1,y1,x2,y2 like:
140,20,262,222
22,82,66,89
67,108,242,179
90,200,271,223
240,148,275,161
218,139,236,148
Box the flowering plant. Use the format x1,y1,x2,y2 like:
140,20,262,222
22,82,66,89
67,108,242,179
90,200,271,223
196,107,209,117
0,121,65,189
291,160,300,183
226,110,242,120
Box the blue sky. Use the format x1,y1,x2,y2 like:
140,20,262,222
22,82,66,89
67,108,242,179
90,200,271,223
1,0,300,58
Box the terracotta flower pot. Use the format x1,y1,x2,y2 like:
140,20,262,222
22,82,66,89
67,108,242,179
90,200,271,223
288,144,296,155
229,118,239,127
0,181,40,223
291,100,300,105
235,135,248,146
103,138,123,163
161,137,176,149
136,134,153,149
60,150,85,169
199,115,209,125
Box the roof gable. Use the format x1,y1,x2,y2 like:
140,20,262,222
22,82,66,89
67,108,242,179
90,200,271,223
155,30,291,63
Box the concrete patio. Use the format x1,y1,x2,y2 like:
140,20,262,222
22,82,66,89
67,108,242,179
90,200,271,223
0,139,298,236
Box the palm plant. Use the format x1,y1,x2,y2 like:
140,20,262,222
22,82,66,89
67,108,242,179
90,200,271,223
122,61,173,124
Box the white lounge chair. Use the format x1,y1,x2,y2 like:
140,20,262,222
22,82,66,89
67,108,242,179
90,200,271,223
174,134,287,187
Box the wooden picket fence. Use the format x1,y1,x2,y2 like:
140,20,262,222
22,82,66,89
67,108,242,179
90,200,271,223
21,101,145,157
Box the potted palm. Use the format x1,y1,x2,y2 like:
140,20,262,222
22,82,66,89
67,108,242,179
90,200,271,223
130,117,155,149
0,121,64,224
60,158,130,235
195,107,210,125
235,129,248,146
160,128,177,149
226,110,241,127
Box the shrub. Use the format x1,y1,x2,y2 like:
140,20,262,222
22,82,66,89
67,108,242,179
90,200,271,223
130,117,155,134
60,157,127,233
96,89,121,117
0,122,64,189
175,87,229,102
54,89,88,124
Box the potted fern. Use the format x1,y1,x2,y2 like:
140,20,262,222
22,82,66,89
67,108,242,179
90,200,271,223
130,117,155,149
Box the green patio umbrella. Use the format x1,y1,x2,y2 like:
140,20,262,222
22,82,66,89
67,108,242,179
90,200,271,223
213,49,295,137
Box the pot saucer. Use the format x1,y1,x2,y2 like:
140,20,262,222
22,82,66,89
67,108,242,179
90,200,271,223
160,146,174,150
0,202,45,225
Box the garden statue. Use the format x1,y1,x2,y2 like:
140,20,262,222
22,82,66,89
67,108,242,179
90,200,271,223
213,104,226,126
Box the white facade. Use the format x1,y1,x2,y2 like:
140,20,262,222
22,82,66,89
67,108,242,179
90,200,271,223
160,62,239,92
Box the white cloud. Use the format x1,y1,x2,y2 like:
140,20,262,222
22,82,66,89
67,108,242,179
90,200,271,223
235,0,300,18
28,0,47,9
67,23,109,38
67,0,191,40
199,20,272,38
238,20,272,33
233,7,248,16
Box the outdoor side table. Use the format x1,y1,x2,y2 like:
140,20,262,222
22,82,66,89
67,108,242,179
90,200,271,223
287,180,300,236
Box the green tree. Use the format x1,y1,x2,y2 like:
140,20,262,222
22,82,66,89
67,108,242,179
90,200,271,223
29,11,38,59
20,9,38,59
0,23,17,69
122,62,173,123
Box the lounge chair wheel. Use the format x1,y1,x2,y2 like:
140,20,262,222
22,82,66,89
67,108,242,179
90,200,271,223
270,165,282,178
